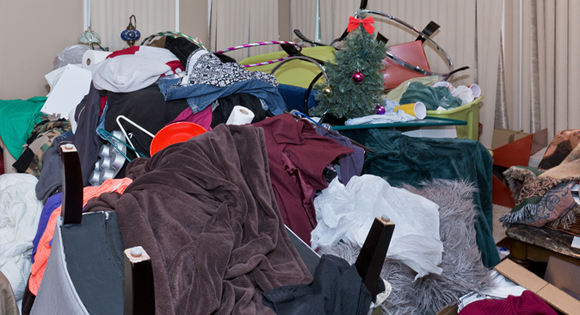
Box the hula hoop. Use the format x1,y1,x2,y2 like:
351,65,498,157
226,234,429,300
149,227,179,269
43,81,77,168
140,31,208,51
215,41,302,68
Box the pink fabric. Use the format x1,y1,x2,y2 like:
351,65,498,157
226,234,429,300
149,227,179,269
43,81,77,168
459,290,557,315
166,104,213,131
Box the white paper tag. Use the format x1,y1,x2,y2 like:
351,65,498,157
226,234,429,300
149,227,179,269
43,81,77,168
572,236,580,249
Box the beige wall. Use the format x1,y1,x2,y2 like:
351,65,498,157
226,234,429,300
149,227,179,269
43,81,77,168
0,0,83,100
0,0,209,100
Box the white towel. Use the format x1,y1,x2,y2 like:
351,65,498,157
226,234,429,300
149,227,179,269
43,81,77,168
92,46,182,93
0,174,43,300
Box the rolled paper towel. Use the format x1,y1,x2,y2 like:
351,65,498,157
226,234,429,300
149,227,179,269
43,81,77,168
82,50,112,71
226,105,255,125
394,102,427,119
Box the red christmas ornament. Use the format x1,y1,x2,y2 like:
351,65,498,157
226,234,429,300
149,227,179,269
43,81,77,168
352,71,364,83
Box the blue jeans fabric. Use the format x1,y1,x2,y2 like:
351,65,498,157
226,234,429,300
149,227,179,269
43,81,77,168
277,84,319,113
158,78,287,116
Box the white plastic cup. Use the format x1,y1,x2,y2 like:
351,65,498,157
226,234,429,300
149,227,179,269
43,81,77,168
433,81,452,89
468,84,481,97
394,101,427,119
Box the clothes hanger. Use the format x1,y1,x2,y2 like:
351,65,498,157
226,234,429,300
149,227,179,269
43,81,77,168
116,115,155,156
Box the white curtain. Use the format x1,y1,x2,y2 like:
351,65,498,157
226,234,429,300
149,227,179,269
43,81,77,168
501,0,580,142
476,0,503,147
209,0,279,62
290,0,317,44
90,0,176,51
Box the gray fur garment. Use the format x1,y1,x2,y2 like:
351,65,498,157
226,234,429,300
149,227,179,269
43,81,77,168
318,179,494,315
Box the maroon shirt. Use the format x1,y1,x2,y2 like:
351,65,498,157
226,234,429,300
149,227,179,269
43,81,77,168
254,114,353,245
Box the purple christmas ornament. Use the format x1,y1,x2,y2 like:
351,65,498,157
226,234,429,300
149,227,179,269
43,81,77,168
376,104,386,115
352,71,364,83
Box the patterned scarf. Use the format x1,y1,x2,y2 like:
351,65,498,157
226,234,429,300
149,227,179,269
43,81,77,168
177,48,278,88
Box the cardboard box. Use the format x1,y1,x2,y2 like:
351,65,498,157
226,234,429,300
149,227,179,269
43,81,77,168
491,128,548,207
491,128,547,168
544,256,580,301
495,259,580,314
491,128,548,154
437,259,580,315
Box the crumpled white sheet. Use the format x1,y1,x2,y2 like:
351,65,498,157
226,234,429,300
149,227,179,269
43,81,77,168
451,85,476,105
311,174,443,279
0,174,43,300
345,110,417,125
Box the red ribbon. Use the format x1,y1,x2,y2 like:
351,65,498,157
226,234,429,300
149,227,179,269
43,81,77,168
347,16,375,35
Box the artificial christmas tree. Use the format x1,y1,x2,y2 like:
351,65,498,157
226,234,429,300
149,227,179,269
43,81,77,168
311,11,387,120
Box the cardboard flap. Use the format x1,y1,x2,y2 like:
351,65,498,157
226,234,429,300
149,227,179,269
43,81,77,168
544,256,580,301
495,259,580,314
536,284,580,314
492,134,533,168
492,129,526,150
492,175,516,208
494,259,548,292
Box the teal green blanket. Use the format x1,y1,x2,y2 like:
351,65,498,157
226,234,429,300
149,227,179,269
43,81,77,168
340,128,500,268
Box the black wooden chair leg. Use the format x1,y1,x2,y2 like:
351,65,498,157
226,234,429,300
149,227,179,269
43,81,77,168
355,216,395,301
123,246,155,315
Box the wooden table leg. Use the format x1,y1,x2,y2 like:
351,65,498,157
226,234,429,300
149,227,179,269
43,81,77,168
509,238,530,268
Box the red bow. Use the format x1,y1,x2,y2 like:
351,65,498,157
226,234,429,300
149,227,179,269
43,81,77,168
347,16,375,35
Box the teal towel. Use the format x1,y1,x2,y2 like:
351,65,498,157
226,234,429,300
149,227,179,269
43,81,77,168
400,81,462,110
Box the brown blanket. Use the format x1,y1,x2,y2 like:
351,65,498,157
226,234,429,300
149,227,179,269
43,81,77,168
87,124,312,315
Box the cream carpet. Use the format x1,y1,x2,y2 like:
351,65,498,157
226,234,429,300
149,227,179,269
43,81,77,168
492,204,512,244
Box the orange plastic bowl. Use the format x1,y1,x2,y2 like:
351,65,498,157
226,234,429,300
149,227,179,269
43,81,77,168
150,122,207,156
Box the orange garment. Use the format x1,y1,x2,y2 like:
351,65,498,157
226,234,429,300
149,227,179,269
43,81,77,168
29,178,133,295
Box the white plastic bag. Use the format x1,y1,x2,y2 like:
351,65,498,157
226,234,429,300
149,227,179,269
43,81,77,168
451,85,475,105
311,174,443,279
53,44,90,70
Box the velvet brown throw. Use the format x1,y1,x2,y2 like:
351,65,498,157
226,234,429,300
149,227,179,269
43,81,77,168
86,124,312,315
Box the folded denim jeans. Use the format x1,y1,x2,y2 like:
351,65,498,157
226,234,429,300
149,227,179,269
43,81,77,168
158,77,287,116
